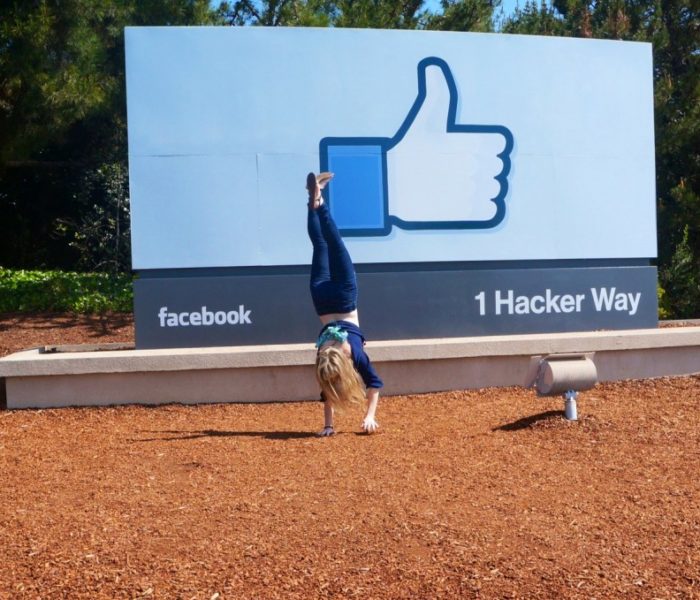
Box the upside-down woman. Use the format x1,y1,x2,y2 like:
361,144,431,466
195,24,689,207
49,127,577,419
306,172,383,436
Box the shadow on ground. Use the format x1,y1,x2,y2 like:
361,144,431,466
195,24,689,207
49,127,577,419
133,429,319,442
493,410,564,432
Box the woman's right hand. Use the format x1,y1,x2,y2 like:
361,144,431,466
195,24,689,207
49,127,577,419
361,416,379,434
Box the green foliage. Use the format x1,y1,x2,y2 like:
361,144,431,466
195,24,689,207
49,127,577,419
217,0,428,27
657,283,671,320
0,1,116,165
219,0,498,29
55,161,131,273
500,0,565,34
0,268,133,313
660,226,700,319
427,0,498,32
0,1,220,272
333,0,426,29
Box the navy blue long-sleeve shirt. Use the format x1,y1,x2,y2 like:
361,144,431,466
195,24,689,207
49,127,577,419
318,321,383,389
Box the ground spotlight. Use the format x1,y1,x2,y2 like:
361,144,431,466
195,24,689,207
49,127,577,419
526,353,598,420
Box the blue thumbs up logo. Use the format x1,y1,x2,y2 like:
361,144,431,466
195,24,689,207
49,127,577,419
320,57,514,237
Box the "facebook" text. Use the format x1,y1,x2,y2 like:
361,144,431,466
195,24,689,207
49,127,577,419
158,305,252,327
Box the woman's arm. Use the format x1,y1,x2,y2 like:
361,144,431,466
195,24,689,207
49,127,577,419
317,399,335,437
362,387,380,433
324,398,334,428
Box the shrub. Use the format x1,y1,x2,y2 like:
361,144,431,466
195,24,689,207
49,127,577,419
0,268,133,313
659,226,700,319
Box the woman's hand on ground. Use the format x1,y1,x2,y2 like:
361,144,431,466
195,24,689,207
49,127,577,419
361,416,379,434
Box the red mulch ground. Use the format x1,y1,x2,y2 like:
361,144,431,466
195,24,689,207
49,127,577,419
1,313,699,599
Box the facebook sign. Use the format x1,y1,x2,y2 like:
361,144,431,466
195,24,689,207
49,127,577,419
125,27,657,349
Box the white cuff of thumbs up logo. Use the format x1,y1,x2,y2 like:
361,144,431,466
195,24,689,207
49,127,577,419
319,57,514,236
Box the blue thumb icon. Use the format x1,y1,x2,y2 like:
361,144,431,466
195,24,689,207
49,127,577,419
320,57,514,237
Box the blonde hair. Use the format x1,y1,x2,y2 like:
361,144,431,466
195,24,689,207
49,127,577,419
316,346,365,412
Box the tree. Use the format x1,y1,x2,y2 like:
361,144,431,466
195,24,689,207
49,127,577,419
333,0,426,29
0,1,220,271
503,0,700,317
217,0,330,26
218,0,428,28
500,0,565,34
427,0,499,32
660,225,700,318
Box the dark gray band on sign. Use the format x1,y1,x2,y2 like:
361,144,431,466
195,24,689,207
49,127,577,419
133,265,658,349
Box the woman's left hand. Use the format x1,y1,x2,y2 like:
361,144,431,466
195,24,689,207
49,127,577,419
361,416,379,434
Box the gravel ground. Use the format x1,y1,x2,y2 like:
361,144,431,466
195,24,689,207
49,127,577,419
1,313,699,599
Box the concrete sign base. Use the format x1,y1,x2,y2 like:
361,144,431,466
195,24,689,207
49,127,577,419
2,327,698,410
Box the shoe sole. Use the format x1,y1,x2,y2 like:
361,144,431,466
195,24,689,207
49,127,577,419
306,172,318,205
317,172,334,188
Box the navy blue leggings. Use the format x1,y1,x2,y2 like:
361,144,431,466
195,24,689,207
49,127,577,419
308,203,358,316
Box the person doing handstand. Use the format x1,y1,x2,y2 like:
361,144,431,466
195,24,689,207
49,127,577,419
306,172,383,437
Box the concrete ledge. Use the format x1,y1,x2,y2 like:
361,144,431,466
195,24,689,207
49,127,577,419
1,328,698,409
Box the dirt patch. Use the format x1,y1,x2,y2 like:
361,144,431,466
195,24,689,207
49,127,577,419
1,314,699,599
0,312,134,357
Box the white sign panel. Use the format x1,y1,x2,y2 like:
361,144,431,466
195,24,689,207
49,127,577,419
125,27,656,269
